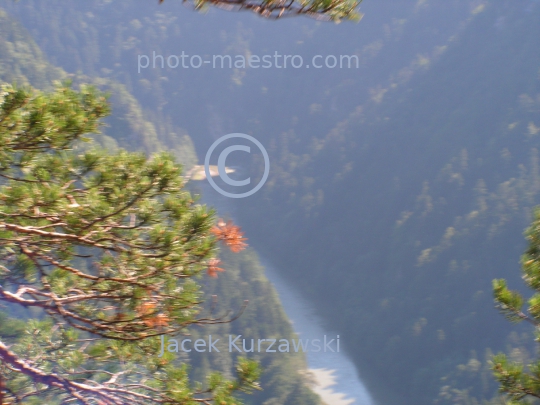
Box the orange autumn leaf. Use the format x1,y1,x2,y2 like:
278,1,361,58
207,258,225,278
211,219,248,253
136,301,157,317
143,313,170,328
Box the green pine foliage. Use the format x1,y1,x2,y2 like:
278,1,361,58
0,82,261,404
491,208,540,404
158,0,362,21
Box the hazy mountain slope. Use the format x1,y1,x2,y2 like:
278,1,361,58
0,0,479,153
0,7,196,166
236,1,540,403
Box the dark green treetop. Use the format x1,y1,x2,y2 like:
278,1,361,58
493,207,540,403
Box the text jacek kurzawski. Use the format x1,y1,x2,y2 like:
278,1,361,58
158,335,340,356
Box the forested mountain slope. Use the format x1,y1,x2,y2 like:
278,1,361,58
241,2,540,404
0,0,482,153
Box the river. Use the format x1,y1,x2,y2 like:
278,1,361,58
262,261,375,405
197,184,376,405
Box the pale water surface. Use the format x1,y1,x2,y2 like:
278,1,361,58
262,261,375,405
199,185,375,405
